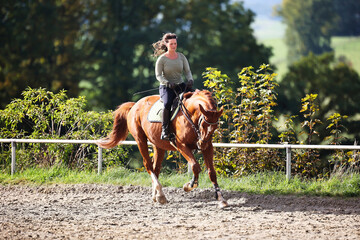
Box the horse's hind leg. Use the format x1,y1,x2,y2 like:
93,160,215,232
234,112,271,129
136,138,167,204
136,141,167,204
151,147,167,204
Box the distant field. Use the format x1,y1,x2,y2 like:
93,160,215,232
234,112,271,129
332,36,360,73
260,38,288,80
261,36,360,80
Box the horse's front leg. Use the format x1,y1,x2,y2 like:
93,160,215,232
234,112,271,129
203,144,229,208
177,145,201,192
183,175,199,192
213,184,228,208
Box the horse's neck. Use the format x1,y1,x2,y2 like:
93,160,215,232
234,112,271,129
185,91,216,115
185,100,205,116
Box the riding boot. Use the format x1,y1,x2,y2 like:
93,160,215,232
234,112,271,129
161,108,172,140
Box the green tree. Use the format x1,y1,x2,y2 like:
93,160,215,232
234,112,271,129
333,0,360,36
1,0,271,110
0,0,85,109
275,0,338,63
81,0,272,109
77,0,164,110
179,0,272,81
277,52,360,142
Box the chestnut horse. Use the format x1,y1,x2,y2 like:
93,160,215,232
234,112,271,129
98,89,228,208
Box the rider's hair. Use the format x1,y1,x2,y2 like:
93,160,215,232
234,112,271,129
152,33,177,57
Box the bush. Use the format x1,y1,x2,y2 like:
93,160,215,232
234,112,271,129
2,68,359,179
204,65,358,178
0,87,130,172
203,65,284,177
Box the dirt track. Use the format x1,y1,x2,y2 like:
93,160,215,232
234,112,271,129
1,184,359,239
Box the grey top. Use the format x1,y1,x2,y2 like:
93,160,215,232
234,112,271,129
155,52,193,86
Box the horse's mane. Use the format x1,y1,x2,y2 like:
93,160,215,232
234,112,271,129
185,89,217,110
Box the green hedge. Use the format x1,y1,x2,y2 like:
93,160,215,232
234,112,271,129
0,87,130,172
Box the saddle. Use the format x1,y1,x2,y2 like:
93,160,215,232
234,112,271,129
147,95,182,123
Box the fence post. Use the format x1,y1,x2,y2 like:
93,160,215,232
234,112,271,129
98,146,103,174
11,141,16,175
285,143,291,181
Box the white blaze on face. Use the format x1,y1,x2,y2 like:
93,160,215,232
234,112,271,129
209,125,217,134
200,115,217,141
204,125,215,140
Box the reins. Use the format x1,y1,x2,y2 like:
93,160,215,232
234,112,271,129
175,88,219,144
178,95,201,140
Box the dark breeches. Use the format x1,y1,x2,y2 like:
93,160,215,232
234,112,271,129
159,83,186,110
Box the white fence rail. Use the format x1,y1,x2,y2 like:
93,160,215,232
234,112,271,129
1,138,360,180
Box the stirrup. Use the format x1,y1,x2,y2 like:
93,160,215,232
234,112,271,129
161,130,170,140
161,134,170,141
161,131,174,141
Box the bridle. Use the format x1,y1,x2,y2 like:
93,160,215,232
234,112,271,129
177,92,219,149
198,114,219,126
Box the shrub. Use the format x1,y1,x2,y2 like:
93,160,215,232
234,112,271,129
204,65,357,178
204,65,284,177
0,87,130,172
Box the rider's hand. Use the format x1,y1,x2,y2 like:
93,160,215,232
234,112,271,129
186,80,194,89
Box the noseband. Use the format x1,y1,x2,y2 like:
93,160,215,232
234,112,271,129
198,114,219,126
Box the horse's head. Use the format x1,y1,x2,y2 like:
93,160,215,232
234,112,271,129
182,90,223,150
196,104,223,150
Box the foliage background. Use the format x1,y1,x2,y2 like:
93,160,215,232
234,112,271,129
0,88,131,172
1,0,360,178
0,0,271,110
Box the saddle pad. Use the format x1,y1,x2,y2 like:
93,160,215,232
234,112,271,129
147,99,180,123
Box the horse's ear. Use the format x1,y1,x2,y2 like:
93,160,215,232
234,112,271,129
199,104,207,115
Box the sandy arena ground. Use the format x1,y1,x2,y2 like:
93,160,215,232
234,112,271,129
1,184,359,239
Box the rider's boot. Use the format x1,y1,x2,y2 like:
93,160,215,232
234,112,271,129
161,108,172,141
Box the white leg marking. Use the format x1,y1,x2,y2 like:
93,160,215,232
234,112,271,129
216,191,229,208
150,172,167,204
183,181,198,192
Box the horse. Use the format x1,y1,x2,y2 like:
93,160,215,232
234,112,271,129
98,89,228,208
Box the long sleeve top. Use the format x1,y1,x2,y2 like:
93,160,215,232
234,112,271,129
155,52,193,86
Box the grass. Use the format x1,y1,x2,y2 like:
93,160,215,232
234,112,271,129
1,167,359,198
260,38,288,79
332,36,360,73
261,36,360,80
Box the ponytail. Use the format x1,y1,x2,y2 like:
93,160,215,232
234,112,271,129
152,33,177,57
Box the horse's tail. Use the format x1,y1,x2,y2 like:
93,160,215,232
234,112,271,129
98,102,135,149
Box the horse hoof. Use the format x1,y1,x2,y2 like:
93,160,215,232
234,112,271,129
183,183,192,192
156,195,168,204
219,200,229,209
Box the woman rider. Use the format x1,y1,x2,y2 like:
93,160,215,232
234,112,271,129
152,33,194,140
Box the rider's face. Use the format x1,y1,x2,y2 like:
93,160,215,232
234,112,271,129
166,39,177,52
